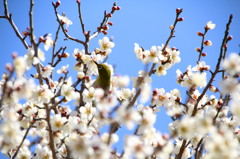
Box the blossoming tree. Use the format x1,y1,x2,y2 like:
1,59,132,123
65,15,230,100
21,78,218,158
0,0,240,159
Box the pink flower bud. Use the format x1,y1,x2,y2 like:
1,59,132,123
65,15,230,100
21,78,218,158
195,48,201,52
177,17,184,21
197,32,204,36
62,52,69,58
227,35,233,41
102,30,108,35
108,22,113,26
55,1,61,8
106,13,112,17
201,53,207,57
6,63,13,72
176,8,183,14
112,6,118,12
76,0,80,4
204,40,212,46
12,52,18,59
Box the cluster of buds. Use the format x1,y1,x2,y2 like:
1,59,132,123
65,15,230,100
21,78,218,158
97,3,120,35
58,52,70,59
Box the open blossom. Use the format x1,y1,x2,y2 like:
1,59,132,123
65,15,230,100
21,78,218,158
14,56,26,76
24,48,45,68
41,65,54,78
124,135,153,159
205,21,216,30
222,53,240,75
98,37,115,54
43,34,54,51
57,13,73,28
220,77,240,95
79,102,96,120
50,114,67,131
147,46,160,63
32,84,54,104
57,65,69,74
61,83,78,102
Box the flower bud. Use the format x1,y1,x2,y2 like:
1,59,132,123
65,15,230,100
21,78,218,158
62,52,69,58
112,6,118,12
6,63,13,72
201,53,207,57
197,32,204,36
22,31,30,36
108,22,113,26
102,30,108,35
169,25,174,30
116,6,121,10
209,85,218,93
177,17,184,21
12,52,18,59
102,25,109,30
204,40,212,46
195,48,201,52
227,35,233,41
55,1,61,8
76,0,80,4
176,8,183,14
106,13,112,17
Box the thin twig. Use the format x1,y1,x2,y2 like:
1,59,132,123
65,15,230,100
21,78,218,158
1,0,29,49
52,3,85,45
191,14,233,117
11,123,34,159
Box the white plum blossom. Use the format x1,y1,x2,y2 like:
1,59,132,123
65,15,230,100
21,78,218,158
32,84,54,104
41,65,54,78
50,114,68,131
57,13,73,28
206,21,216,30
13,56,26,76
124,135,153,159
61,82,78,102
222,53,240,76
43,34,54,51
220,77,240,95
57,64,69,74
24,48,45,68
98,37,115,55
176,66,207,88
79,102,96,120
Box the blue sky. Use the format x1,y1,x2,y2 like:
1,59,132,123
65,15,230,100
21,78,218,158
0,0,240,158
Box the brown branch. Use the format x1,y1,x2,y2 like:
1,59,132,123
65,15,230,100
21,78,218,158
28,0,44,85
175,139,187,159
197,28,208,63
11,123,34,159
52,2,85,45
77,1,85,34
45,104,57,159
1,0,29,49
89,3,117,40
191,14,233,117
50,24,61,71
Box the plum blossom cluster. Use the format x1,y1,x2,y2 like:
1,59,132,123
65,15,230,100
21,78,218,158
134,43,181,76
1,1,240,159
